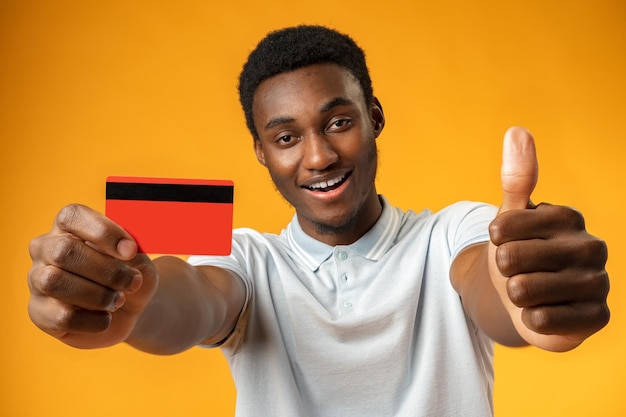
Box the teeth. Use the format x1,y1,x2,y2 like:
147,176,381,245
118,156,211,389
308,174,345,190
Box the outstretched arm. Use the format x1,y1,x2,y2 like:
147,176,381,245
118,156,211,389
126,257,245,355
28,204,246,354
451,127,610,352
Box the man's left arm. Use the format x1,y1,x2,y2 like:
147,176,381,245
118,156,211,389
451,127,610,352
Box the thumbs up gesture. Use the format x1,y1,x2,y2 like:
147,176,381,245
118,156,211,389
488,127,610,351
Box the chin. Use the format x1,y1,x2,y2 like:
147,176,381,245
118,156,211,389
311,211,360,236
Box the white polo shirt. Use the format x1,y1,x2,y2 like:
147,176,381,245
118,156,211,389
189,197,498,417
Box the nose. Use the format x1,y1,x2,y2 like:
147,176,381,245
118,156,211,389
302,133,339,171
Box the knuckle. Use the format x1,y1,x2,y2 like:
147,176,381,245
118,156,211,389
506,276,531,306
28,236,43,260
558,206,586,230
525,308,553,334
583,238,608,266
48,305,78,333
495,243,518,277
488,219,505,245
37,266,67,296
56,204,83,231
48,237,83,268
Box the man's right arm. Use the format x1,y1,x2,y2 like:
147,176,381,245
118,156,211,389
27,204,246,354
126,257,246,354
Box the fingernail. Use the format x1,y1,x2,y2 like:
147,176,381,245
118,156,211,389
117,239,136,259
107,292,126,312
128,273,143,293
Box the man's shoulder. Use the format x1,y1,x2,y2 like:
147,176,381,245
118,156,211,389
436,200,497,218
231,226,287,250
387,200,497,247
384,199,495,227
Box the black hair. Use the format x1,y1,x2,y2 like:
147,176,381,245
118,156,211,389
238,25,374,139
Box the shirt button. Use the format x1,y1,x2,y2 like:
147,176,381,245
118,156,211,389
338,251,348,260
342,274,348,282
343,300,353,308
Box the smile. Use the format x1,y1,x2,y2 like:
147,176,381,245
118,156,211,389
303,173,349,192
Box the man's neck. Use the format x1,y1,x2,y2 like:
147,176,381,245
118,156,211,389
298,192,383,246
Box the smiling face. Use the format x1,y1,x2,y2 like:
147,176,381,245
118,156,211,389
252,63,385,246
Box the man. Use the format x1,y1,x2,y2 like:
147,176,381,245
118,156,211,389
28,25,609,416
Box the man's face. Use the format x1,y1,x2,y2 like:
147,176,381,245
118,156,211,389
252,63,384,245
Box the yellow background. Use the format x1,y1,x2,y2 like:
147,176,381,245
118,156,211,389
1,0,624,415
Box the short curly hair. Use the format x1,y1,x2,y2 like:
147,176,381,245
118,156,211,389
238,25,374,139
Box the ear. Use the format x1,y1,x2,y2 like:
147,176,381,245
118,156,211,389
254,139,267,166
371,96,385,138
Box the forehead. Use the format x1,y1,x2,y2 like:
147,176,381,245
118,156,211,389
251,63,365,123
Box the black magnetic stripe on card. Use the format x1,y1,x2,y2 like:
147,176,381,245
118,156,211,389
106,182,234,203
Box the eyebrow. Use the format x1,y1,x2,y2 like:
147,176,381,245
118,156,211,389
264,97,355,130
319,96,354,113
265,116,295,130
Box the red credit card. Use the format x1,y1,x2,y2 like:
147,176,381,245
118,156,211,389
105,176,233,255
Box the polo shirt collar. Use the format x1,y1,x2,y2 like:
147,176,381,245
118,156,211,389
283,196,401,271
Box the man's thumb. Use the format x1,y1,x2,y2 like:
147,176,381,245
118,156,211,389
500,126,538,212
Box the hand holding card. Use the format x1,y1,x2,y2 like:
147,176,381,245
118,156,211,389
105,176,234,255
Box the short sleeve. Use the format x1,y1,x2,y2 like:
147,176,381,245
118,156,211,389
440,201,498,261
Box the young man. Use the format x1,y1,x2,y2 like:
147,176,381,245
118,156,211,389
28,26,609,416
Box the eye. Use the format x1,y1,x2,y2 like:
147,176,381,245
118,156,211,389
274,132,301,147
328,118,352,132
277,134,293,144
